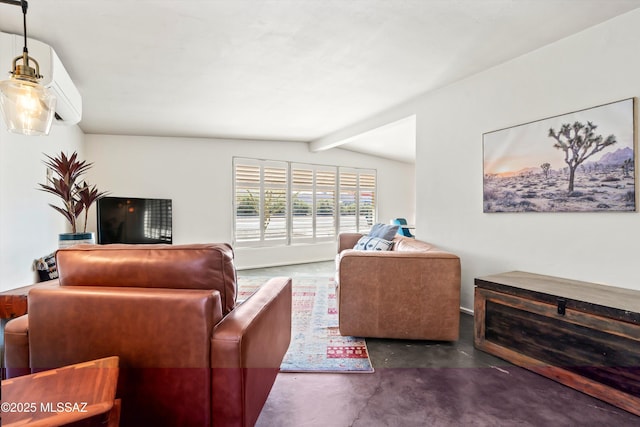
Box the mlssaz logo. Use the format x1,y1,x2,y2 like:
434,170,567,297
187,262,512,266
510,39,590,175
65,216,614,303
40,402,88,413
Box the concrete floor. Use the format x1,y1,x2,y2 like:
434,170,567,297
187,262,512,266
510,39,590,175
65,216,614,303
239,262,640,427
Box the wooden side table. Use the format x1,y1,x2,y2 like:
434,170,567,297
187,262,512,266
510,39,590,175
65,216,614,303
1,356,121,427
0,281,59,320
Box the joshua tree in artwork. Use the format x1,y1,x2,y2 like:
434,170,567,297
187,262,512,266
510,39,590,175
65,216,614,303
548,121,616,192
540,162,551,179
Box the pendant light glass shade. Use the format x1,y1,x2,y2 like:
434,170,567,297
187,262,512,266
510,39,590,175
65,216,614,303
0,77,56,135
0,0,56,136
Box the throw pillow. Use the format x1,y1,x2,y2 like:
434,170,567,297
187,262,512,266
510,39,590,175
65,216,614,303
353,236,394,251
368,223,399,241
34,252,58,282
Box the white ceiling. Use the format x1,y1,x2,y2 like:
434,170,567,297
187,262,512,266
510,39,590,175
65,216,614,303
1,0,639,163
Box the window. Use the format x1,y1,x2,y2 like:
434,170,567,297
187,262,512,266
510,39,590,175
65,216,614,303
291,165,314,240
291,164,337,243
316,167,338,238
339,168,376,234
358,171,376,234
234,158,288,246
338,170,357,233
234,157,376,247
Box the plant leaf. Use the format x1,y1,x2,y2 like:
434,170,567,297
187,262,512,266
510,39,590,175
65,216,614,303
48,204,74,223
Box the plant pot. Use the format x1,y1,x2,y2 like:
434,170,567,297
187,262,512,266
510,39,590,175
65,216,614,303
58,232,95,248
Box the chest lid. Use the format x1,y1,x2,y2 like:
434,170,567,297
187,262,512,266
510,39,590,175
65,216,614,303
475,271,640,324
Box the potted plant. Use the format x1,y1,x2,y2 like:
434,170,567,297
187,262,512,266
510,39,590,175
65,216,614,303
38,151,108,247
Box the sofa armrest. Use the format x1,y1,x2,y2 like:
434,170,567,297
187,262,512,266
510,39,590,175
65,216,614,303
211,276,292,427
338,233,363,253
4,314,30,378
338,251,461,340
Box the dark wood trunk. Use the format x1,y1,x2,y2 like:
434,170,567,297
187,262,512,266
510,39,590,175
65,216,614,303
474,271,640,416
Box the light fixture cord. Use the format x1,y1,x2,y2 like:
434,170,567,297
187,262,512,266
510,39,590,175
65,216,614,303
21,0,28,54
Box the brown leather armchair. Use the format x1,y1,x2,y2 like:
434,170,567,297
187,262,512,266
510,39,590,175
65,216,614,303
3,243,292,427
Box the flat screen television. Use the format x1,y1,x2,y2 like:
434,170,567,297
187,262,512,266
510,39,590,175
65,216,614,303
96,197,172,244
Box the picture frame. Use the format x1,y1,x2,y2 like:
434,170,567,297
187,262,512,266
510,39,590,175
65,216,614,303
483,98,636,213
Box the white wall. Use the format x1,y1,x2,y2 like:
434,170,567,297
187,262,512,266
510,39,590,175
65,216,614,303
417,9,640,311
0,123,85,291
85,134,415,269
321,9,640,312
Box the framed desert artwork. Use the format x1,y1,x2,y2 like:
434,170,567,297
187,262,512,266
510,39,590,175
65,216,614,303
483,98,636,213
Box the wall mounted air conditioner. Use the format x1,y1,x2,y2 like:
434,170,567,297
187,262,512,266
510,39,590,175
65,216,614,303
0,31,82,126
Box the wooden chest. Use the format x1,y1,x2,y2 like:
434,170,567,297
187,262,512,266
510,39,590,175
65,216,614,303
474,271,640,416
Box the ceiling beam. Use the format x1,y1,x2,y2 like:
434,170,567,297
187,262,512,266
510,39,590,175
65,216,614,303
309,99,419,152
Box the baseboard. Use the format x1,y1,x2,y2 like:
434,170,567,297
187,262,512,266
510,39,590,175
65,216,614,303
460,306,474,316
236,258,333,271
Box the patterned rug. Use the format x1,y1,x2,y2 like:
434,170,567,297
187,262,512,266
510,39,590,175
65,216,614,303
237,275,374,373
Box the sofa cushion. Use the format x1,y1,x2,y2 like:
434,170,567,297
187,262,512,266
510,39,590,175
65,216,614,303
393,236,434,252
368,223,399,240
354,236,394,251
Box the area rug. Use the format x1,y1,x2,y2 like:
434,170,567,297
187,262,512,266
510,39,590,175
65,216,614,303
237,275,374,373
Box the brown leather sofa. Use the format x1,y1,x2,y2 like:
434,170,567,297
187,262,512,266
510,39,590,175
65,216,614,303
3,243,292,427
336,233,460,341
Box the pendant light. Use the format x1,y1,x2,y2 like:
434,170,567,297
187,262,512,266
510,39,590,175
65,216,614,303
0,0,56,136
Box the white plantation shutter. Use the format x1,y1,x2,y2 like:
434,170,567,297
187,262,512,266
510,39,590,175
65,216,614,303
291,164,337,243
358,171,376,234
233,158,287,245
291,165,314,240
338,168,376,234
339,170,358,233
315,167,336,239
234,160,261,243
263,164,287,241
234,158,374,247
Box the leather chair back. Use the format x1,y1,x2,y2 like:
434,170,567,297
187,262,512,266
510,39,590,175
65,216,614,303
56,243,237,314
